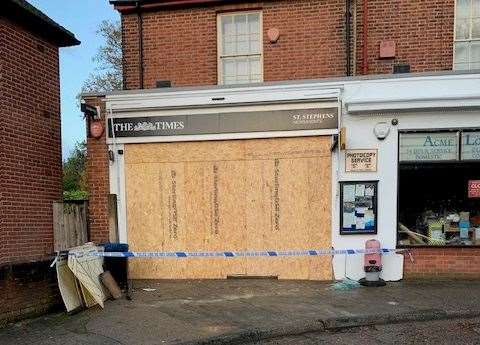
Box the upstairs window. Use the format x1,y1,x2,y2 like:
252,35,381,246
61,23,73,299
218,12,263,85
454,0,480,70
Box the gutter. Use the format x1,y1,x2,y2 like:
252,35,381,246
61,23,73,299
345,0,352,76
136,1,144,89
362,0,369,75
112,0,235,13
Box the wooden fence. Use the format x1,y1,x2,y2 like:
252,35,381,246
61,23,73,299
53,201,88,251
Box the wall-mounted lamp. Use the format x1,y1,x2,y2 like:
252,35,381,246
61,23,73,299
81,102,103,139
80,103,101,120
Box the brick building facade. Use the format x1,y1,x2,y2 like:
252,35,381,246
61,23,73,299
0,0,79,324
84,0,479,279
115,0,455,90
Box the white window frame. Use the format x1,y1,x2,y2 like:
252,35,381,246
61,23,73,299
453,0,480,70
217,11,264,85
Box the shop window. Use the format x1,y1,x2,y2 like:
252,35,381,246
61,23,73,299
217,12,263,85
397,131,480,247
454,0,480,70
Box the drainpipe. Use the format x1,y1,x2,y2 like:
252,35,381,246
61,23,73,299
362,0,369,75
345,0,352,76
136,1,144,89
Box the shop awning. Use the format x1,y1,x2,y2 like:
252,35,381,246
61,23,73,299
95,70,480,115
105,83,341,113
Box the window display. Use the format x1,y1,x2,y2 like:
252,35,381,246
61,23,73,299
398,130,480,246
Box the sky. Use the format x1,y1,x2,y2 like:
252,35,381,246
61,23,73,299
27,0,119,159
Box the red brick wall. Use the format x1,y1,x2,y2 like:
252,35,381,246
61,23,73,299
122,0,347,89
121,14,142,89
404,248,480,279
354,0,454,75
0,17,62,265
120,0,456,88
263,0,346,81
0,262,61,326
0,17,63,323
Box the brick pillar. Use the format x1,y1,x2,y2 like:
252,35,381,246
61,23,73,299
83,96,110,244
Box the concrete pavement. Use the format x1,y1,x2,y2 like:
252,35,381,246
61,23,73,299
1,279,480,345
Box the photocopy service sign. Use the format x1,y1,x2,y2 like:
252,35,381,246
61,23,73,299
345,149,377,172
107,108,338,138
399,132,459,162
462,131,480,160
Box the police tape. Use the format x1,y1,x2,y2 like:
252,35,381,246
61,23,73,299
66,248,407,258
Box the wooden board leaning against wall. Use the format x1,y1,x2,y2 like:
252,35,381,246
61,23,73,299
124,136,332,280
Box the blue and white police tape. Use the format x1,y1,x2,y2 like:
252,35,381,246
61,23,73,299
67,248,406,258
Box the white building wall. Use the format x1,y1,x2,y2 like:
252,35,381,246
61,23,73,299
333,112,402,281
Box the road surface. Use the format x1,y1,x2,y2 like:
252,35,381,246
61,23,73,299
258,318,480,345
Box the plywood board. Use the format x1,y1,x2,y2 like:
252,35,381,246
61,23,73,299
67,243,108,308
125,136,332,280
56,256,83,312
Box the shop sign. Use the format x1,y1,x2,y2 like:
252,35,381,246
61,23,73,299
399,132,459,162
461,131,480,160
108,108,338,138
468,180,480,198
345,149,377,172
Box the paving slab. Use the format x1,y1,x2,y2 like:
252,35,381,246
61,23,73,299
0,279,480,345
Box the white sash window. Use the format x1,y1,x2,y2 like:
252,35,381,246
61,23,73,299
454,0,480,70
218,12,263,85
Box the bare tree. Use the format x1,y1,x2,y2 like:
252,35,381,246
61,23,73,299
82,20,122,93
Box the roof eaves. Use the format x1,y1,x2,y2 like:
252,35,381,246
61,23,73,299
3,0,80,47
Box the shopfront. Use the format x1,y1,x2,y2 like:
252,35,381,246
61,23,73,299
105,84,341,280
101,72,480,281
337,72,480,280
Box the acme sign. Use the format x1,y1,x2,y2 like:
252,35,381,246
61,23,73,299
399,132,459,162
107,108,338,138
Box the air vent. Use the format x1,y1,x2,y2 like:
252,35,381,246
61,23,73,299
393,64,410,74
156,80,172,88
